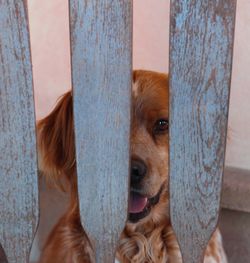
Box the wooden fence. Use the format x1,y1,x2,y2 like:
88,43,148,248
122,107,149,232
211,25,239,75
0,0,236,262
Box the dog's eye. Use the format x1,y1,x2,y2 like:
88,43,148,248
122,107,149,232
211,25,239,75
154,119,169,134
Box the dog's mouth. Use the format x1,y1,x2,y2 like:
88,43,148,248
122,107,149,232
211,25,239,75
128,185,164,223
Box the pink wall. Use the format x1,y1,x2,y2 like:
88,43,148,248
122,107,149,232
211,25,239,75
225,0,250,170
28,0,71,119
28,0,250,170
133,1,169,72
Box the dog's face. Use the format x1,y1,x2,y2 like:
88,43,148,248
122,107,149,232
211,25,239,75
38,69,170,226
128,70,169,225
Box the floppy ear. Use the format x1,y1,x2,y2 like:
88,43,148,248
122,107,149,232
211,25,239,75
37,91,76,190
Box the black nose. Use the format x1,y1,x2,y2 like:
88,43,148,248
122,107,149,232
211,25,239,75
131,159,147,185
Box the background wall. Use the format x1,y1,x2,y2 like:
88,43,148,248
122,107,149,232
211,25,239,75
28,0,250,170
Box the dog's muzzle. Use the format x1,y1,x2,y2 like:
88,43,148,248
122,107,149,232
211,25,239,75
128,184,164,223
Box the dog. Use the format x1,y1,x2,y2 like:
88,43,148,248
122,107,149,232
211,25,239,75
37,70,227,263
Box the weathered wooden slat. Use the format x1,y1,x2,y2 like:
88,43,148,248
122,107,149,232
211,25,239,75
169,1,236,262
0,1,39,263
69,0,132,262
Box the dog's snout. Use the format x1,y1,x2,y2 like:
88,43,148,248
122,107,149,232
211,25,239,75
131,159,147,185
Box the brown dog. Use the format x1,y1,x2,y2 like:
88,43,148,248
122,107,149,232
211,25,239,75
38,70,227,263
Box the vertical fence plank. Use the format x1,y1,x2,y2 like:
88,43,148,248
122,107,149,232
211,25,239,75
169,0,236,262
69,0,132,262
0,1,39,263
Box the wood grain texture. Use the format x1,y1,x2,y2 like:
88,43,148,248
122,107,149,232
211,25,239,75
169,0,236,262
0,1,39,263
69,1,132,262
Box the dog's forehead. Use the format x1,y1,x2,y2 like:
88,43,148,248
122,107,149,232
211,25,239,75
132,70,169,115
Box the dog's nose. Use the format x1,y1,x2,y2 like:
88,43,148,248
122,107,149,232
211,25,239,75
131,159,147,185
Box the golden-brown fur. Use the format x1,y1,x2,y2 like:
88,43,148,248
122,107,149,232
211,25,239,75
38,70,227,263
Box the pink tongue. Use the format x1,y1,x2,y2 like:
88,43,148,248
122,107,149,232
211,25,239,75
129,192,148,213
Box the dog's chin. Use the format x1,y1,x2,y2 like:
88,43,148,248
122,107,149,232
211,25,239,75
128,185,165,224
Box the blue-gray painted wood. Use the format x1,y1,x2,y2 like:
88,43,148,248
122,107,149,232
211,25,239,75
0,1,39,263
169,1,237,262
69,1,132,262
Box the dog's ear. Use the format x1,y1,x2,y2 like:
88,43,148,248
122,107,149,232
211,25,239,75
37,91,75,190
